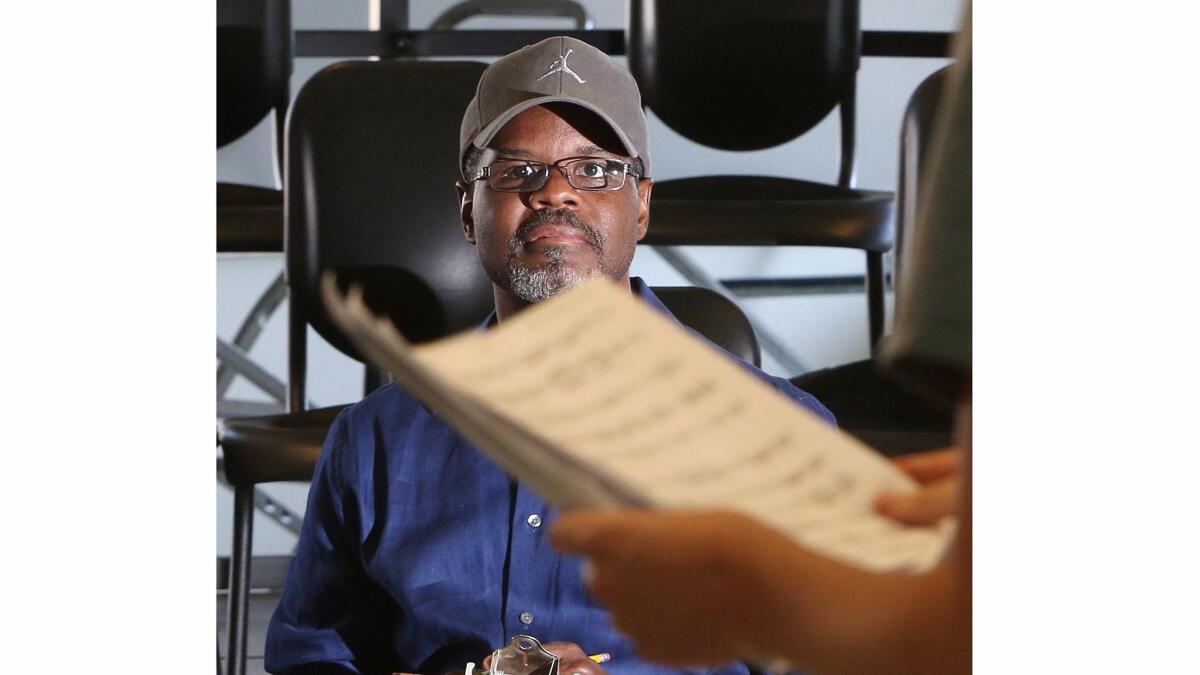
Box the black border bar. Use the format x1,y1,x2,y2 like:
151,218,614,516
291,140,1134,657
295,29,952,59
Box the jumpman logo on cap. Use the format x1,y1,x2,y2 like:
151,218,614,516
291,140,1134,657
537,48,586,84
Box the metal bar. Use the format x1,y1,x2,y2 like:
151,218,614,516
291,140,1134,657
720,275,871,297
294,29,951,59
272,102,286,188
837,74,857,189
217,272,288,399
288,297,307,414
838,0,861,189
432,0,592,30
295,29,621,58
867,251,886,352
253,486,302,535
380,0,409,30
226,485,254,675
653,246,809,375
216,338,287,405
862,30,952,58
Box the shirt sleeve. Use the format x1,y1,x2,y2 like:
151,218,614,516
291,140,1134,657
264,410,394,675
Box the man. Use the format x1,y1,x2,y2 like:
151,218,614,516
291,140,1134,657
265,36,833,675
552,19,972,675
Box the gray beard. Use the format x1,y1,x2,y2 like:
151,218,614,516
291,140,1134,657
508,245,607,303
504,209,609,303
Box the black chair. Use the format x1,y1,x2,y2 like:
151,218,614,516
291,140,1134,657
220,58,492,675
790,67,955,456
627,0,894,371
217,0,291,253
219,58,764,675
217,0,293,424
895,67,952,294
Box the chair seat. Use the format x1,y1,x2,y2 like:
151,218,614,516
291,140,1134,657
640,176,894,251
219,405,347,485
217,183,284,253
791,360,952,456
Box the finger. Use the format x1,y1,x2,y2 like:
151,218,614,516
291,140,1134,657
893,448,962,484
555,657,606,675
875,477,959,525
540,642,587,662
550,511,644,560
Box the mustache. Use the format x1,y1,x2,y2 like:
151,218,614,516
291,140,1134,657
512,209,605,251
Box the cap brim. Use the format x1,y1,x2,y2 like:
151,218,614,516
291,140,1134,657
470,95,641,169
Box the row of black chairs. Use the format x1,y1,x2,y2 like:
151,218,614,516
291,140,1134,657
218,0,893,350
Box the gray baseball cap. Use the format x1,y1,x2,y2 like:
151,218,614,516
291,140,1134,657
459,36,651,181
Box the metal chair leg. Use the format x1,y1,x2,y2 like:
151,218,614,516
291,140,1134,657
226,485,255,675
867,251,886,354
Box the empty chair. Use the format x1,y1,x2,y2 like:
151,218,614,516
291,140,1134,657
217,0,291,253
791,66,955,455
628,0,895,365
216,0,293,422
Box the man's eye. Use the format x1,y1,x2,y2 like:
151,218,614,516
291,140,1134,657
576,161,607,178
503,164,537,179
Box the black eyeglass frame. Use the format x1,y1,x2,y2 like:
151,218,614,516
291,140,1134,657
471,156,643,193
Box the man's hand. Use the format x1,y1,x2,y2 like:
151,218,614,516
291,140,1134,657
874,448,962,525
541,642,607,675
481,641,606,675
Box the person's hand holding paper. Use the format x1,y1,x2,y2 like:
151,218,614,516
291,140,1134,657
875,448,962,526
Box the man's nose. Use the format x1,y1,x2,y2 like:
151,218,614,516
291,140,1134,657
529,166,580,209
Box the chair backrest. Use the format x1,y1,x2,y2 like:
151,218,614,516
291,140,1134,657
627,0,860,152
217,0,292,148
895,66,951,295
286,60,497,370
654,287,761,367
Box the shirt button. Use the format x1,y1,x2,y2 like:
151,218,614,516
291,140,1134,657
527,514,542,528
519,611,534,625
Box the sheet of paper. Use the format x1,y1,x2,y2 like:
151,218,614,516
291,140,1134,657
324,276,955,572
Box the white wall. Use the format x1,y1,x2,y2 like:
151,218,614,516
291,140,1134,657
217,0,962,555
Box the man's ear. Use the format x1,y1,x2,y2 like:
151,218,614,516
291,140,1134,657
456,181,476,244
634,178,653,241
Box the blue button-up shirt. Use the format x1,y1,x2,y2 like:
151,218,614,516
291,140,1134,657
266,279,835,675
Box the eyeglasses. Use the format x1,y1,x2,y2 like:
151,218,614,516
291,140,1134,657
472,156,641,193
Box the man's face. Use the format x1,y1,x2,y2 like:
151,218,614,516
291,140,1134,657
458,104,652,305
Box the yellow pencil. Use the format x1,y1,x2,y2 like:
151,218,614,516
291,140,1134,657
588,653,612,664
